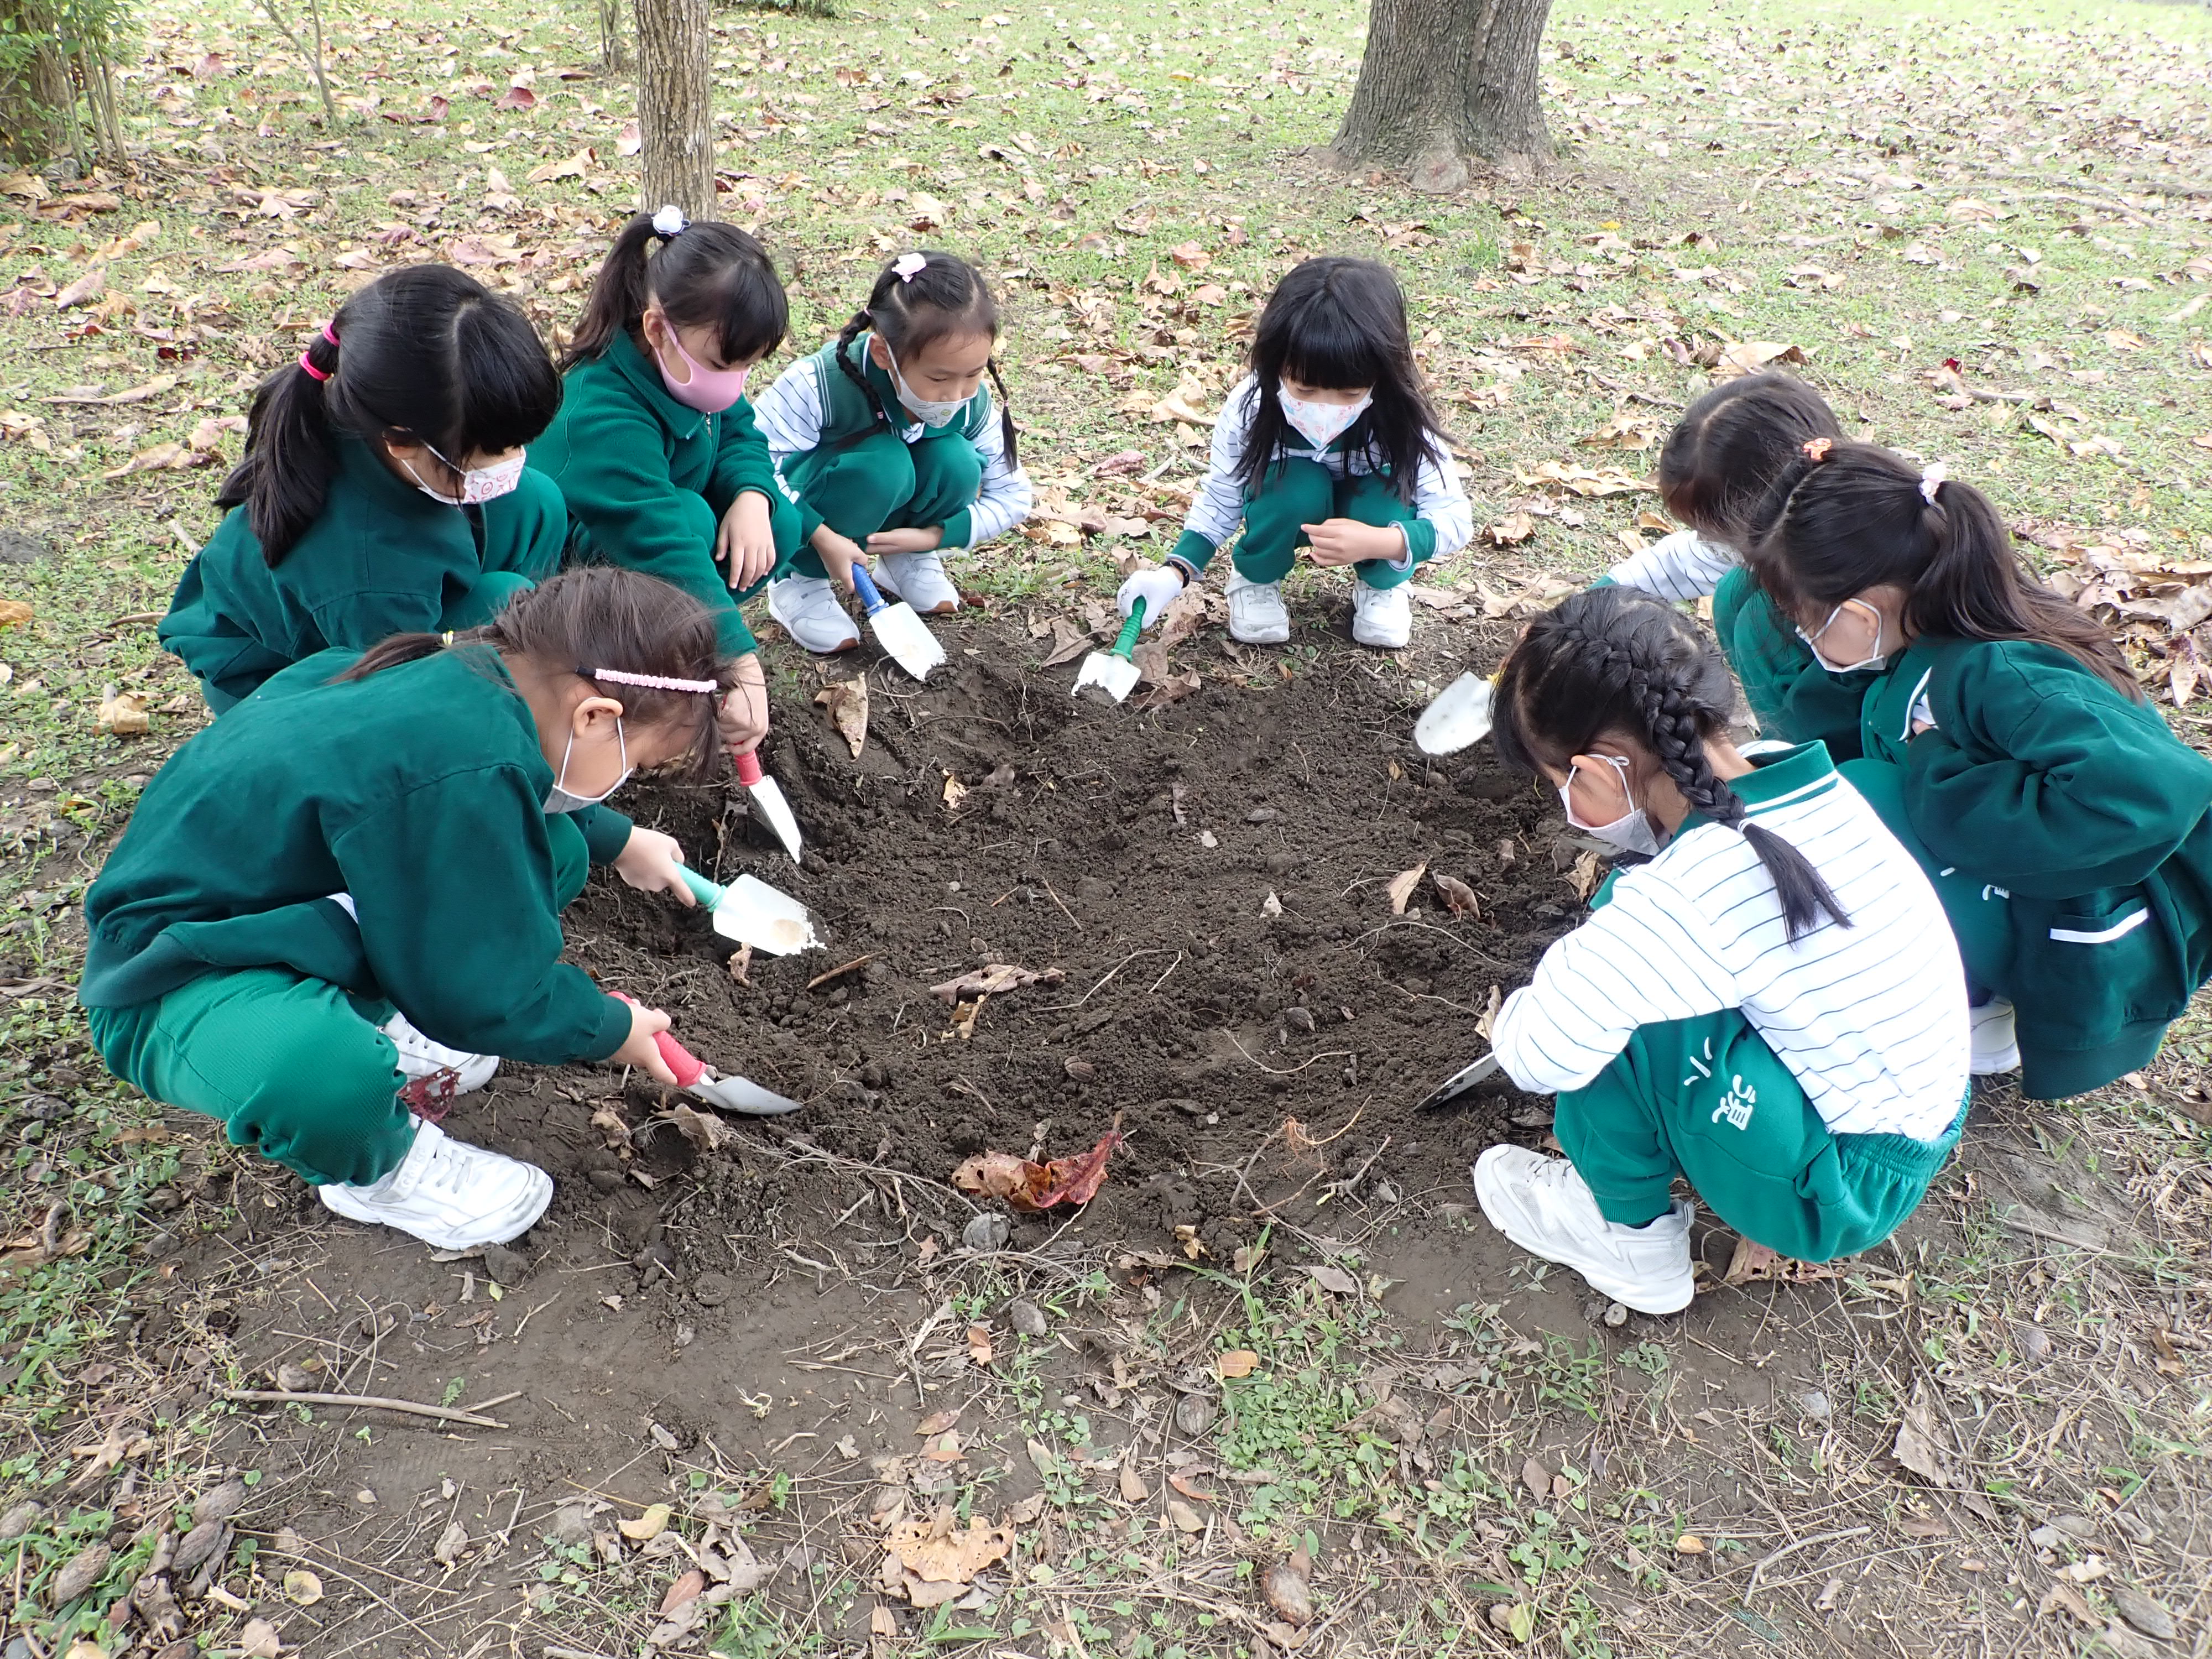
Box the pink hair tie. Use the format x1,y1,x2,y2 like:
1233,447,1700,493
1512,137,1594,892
322,320,340,347
590,667,718,694
298,349,331,382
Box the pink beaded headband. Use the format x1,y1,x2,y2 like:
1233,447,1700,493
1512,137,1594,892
589,667,719,694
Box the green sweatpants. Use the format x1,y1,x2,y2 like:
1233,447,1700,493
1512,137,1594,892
86,813,594,1187
1712,566,1870,763
785,428,983,578
1235,458,1423,590
1554,1010,1964,1261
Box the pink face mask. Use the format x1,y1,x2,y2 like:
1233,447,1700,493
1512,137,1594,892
647,313,750,414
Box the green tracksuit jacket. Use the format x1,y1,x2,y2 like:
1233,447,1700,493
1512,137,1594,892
159,433,568,710
531,328,797,658
1863,635,2212,1094
80,645,635,1065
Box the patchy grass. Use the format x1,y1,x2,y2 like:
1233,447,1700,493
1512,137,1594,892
1,0,2210,1651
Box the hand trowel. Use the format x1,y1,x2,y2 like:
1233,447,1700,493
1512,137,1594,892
611,992,802,1115
1414,671,1496,756
676,867,820,956
733,750,803,862
848,563,947,682
1072,597,1146,704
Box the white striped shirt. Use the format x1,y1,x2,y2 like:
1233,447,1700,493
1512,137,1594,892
1606,528,1740,604
752,341,1034,550
1179,378,1472,561
1492,745,1969,1140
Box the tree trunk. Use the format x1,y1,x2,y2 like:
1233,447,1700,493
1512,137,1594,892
634,0,716,221
0,1,72,164
1329,0,1553,189
599,0,630,75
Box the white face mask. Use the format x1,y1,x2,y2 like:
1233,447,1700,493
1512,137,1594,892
1560,754,1663,858
405,443,526,507
542,718,630,815
1796,598,1888,674
1277,388,1372,451
884,345,967,429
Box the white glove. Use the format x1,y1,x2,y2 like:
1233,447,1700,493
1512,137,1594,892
1116,564,1186,630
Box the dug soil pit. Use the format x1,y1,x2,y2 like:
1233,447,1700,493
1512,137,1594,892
549,611,1575,1258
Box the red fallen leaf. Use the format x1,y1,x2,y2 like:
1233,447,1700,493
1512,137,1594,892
425,95,449,122
1027,1129,1121,1209
493,84,536,111
191,52,227,80
1167,1469,1218,1503
660,1567,705,1614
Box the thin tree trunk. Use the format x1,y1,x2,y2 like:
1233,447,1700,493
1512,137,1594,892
1329,0,1553,189
258,0,338,124
599,0,630,74
0,9,68,164
634,0,716,220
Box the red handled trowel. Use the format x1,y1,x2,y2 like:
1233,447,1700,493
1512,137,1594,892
733,750,803,863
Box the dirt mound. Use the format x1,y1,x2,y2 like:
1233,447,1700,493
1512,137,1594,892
511,612,1578,1261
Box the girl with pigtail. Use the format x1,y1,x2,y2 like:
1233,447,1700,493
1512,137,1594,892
163,264,568,712
536,206,796,755
752,249,1032,654
1471,586,1969,1316
1750,440,2212,1101
87,568,735,1252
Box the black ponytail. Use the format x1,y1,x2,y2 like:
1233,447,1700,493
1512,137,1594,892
1656,372,1840,547
216,265,561,566
839,249,1016,467
1235,255,1446,507
1748,441,2140,700
561,209,787,372
337,567,736,779
1493,587,1851,942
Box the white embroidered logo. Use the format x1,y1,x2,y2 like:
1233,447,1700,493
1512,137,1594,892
1710,1074,1757,1131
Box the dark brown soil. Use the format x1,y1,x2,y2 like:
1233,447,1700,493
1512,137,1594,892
541,610,1576,1259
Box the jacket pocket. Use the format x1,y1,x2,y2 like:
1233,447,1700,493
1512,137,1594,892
2037,899,2181,1034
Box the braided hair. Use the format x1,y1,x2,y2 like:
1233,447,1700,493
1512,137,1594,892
833,249,1017,466
1492,586,1851,942
1747,439,2139,700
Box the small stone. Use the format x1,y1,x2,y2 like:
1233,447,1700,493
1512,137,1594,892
171,1520,226,1575
2047,1514,2096,1541
586,1168,624,1194
1062,1057,1095,1082
1174,1394,1217,1436
1008,1299,1048,1338
0,1500,44,1540
1264,849,1298,873
1603,1301,1629,1328
192,1478,250,1524
549,1504,593,1547
2029,1525,2061,1550
691,1272,734,1309
2017,1323,2052,1363
1281,1006,1315,1034
275,1362,316,1392
1244,807,1277,823
481,1243,531,1285
2112,1586,2176,1642
962,1213,1010,1252
49,1542,110,1606
1796,1389,1832,1421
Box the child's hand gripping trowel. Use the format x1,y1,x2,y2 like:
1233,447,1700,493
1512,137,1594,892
733,750,803,863
1415,671,1496,756
848,562,947,682
612,993,801,1115
676,866,820,956
1072,597,1146,705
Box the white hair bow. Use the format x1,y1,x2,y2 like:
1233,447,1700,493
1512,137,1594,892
651,204,688,238
892,251,928,281
1919,461,1948,504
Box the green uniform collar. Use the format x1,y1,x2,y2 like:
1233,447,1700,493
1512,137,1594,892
839,333,988,436
603,326,712,442
1677,739,1838,837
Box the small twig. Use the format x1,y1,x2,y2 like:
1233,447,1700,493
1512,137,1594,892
1744,1525,1872,1598
458,1389,524,1415
1147,953,1184,995
221,1389,505,1428
805,954,874,992
1041,949,1173,1011
1039,877,1084,932
1224,1032,1354,1077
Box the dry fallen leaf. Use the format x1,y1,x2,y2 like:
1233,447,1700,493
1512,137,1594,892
1674,1534,1706,1555
660,1568,706,1615
238,1619,283,1659
814,677,869,758
1433,873,1479,917
930,962,1065,1002
883,1507,1015,1601
1482,512,1536,546
966,1324,994,1368
1265,1546,1314,1625
1722,1237,1845,1287
1119,1463,1149,1503
0,599,32,629
619,1502,673,1542
1893,1380,1954,1489
432,1520,469,1567
280,1568,322,1606
1164,1499,1204,1534
1715,340,1807,378
96,685,150,735
1215,1349,1259,1379
1386,862,1428,915
1303,1262,1360,1296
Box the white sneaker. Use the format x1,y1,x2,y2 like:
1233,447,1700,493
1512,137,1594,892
1350,581,1411,649
874,550,961,616
1225,568,1290,645
766,574,861,654
318,1120,552,1249
382,1012,497,1093
1970,997,2020,1075
1473,1145,1695,1314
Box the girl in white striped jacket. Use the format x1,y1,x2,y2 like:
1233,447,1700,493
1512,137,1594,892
1472,587,1969,1315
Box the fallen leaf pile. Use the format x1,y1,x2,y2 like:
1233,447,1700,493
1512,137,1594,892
951,1128,1121,1212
